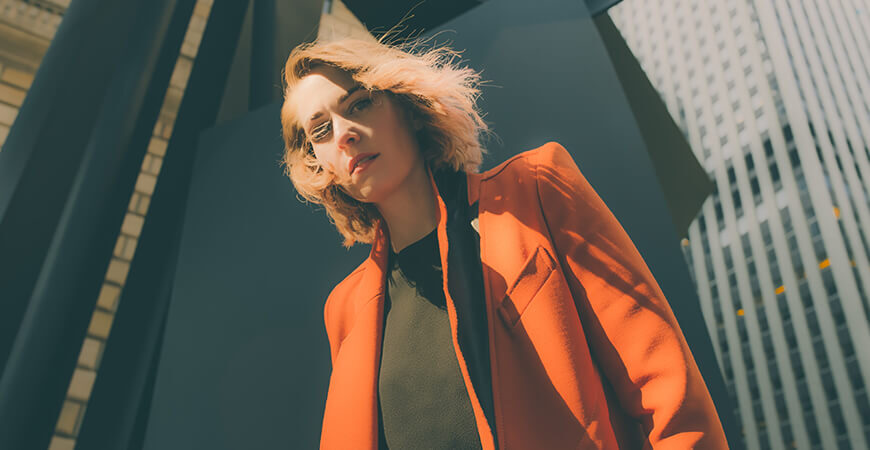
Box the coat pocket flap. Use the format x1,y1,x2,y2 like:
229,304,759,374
498,245,556,328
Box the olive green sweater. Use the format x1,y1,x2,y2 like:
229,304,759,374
377,230,482,450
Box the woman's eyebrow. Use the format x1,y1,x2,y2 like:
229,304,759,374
305,85,364,131
338,84,363,106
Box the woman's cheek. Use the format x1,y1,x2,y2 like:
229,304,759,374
313,149,336,173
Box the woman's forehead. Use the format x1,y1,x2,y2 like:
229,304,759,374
291,66,359,127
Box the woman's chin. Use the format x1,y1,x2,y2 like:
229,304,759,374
346,172,405,205
346,184,382,204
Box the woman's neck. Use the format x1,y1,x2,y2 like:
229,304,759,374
376,161,438,254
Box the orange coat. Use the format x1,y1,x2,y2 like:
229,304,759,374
319,142,728,449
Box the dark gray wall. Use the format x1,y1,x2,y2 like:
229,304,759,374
142,104,366,449
217,0,323,124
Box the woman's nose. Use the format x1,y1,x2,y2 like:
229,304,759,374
335,118,360,149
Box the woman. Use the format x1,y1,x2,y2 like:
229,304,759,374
280,37,728,449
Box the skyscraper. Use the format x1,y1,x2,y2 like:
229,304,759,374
609,1,870,449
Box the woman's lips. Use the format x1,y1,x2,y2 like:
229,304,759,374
351,153,379,174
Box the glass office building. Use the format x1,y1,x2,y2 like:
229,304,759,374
610,1,870,449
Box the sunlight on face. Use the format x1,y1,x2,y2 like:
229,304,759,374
291,65,424,204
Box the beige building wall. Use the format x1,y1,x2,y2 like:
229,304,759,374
0,0,62,148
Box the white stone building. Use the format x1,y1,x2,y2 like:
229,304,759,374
610,1,870,449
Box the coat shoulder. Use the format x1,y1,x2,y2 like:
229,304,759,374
326,260,367,300
323,260,371,343
478,141,572,183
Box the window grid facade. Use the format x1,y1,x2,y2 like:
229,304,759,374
611,0,870,448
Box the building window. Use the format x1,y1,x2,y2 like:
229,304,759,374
789,234,802,274
822,269,837,295
806,310,820,336
783,124,793,142
799,281,812,308
778,294,791,321
812,235,827,261
769,248,782,285
857,393,870,426
781,423,794,448
846,357,864,389
806,411,821,445
830,297,852,326
829,404,847,435
789,148,801,168
758,309,770,332
737,319,749,342
750,269,761,297
793,353,807,383
770,162,781,186
780,206,792,230
784,323,797,351
751,177,761,198
761,221,772,246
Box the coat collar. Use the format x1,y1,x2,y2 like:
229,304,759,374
363,164,479,274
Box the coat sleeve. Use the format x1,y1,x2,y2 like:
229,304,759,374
324,293,339,367
533,142,727,449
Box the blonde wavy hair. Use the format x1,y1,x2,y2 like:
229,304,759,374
280,37,488,248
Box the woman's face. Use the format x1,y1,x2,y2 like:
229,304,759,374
290,64,424,204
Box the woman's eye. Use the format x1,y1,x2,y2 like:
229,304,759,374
311,122,331,141
349,98,372,113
